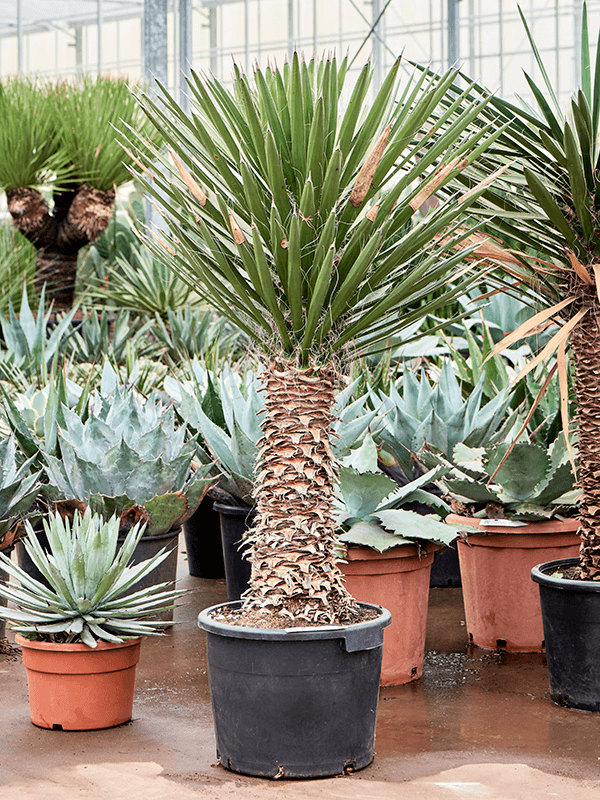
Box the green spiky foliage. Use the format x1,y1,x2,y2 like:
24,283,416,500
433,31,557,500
0,436,40,552
419,434,578,522
130,54,504,624
429,3,600,577
0,224,37,313
0,510,184,647
374,360,516,477
0,285,78,386
1,75,160,310
43,383,214,536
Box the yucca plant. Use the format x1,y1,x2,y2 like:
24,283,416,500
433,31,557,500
0,510,184,646
130,54,505,624
1,75,160,309
447,4,600,579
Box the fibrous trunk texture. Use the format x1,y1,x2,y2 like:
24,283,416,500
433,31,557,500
243,361,359,624
570,304,600,580
7,184,114,309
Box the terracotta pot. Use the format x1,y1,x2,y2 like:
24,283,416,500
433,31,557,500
448,514,580,652
341,543,438,685
16,634,142,730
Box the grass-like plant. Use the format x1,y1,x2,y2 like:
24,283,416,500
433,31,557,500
0,75,160,309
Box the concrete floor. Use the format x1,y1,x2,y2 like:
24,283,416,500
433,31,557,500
1,537,599,799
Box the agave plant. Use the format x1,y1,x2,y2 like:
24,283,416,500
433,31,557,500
43,381,214,535
130,54,505,624
0,510,184,647
0,435,40,552
335,433,461,553
374,360,516,477
419,434,578,522
0,284,78,386
445,3,600,577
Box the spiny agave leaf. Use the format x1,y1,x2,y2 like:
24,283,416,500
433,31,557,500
484,442,550,501
340,433,379,473
532,460,577,508
375,509,458,546
337,466,398,520
443,477,501,504
338,520,411,552
143,493,187,534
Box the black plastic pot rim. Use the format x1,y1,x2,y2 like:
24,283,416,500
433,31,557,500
531,557,600,593
116,527,181,543
198,600,391,652
213,502,256,517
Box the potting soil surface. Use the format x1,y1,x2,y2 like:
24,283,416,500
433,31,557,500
1,537,599,799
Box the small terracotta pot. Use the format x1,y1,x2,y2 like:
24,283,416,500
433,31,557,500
16,635,142,730
341,543,438,685
448,514,581,652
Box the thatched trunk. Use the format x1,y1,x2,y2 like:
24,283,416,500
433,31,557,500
570,306,600,580
6,184,114,309
243,360,359,624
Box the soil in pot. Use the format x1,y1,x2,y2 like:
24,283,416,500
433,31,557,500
449,514,580,652
16,634,142,730
198,600,391,778
532,557,600,712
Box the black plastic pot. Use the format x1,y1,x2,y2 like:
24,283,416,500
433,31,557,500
183,496,225,578
532,557,600,712
117,527,180,622
213,503,256,601
429,541,461,587
198,600,391,778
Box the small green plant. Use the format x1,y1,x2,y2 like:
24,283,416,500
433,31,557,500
336,434,466,552
0,510,184,647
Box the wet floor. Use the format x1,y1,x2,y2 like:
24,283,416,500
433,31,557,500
1,538,599,791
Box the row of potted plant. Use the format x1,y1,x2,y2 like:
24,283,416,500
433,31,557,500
3,4,600,779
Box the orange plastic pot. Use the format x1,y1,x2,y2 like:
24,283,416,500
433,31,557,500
16,634,143,730
448,514,580,652
341,543,438,685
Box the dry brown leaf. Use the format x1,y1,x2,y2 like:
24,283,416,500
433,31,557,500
513,308,588,384
169,149,208,205
485,297,576,362
557,338,577,477
569,250,594,286
349,124,392,207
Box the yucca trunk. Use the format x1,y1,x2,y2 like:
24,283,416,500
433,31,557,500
570,304,600,580
244,361,359,625
6,184,114,309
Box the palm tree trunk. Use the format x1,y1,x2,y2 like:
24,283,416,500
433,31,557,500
243,360,359,624
569,309,600,579
6,184,114,309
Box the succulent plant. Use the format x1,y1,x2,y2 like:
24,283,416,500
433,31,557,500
0,435,40,551
419,434,578,522
0,509,184,647
0,284,78,384
375,360,516,477
43,383,214,535
335,434,467,553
